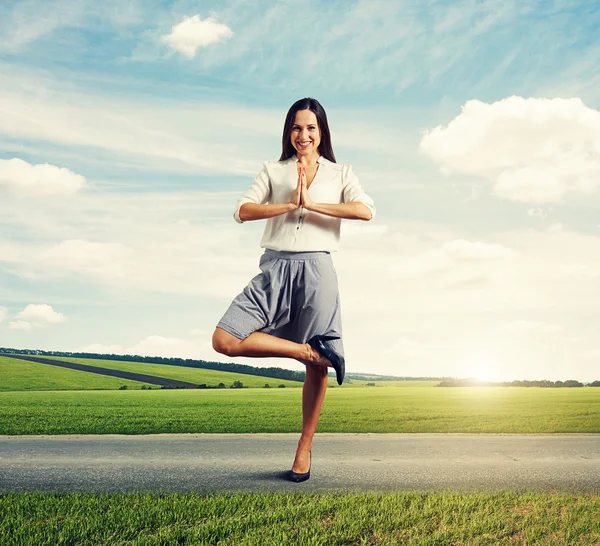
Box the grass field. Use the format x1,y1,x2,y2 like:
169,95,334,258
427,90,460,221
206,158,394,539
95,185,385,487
0,356,158,391
1,382,599,435
30,356,439,388
0,355,303,391
3,354,598,544
1,490,598,545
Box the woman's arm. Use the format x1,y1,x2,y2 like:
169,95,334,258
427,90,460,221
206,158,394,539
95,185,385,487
299,164,374,220
305,201,372,220
238,163,302,222
239,202,298,221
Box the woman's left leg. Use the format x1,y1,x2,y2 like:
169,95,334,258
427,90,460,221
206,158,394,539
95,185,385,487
290,254,344,475
292,363,329,474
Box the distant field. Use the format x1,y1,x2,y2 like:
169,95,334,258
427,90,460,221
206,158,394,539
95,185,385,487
0,356,303,391
0,355,441,391
0,356,157,391
1,383,598,435
353,380,439,387
47,358,442,388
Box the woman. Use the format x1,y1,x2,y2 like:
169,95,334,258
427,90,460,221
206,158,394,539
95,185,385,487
212,97,376,483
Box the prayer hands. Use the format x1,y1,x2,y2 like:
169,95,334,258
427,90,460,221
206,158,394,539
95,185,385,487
298,166,314,210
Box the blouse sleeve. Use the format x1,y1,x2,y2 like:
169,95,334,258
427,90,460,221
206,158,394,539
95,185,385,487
233,161,272,223
341,164,376,220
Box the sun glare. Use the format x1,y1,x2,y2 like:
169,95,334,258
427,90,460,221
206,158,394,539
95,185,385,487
462,350,504,383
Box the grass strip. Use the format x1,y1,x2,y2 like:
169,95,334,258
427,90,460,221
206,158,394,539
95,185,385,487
0,490,598,545
1,387,599,435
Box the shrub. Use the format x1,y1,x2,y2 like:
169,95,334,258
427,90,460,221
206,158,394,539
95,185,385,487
264,383,271,388
278,384,286,388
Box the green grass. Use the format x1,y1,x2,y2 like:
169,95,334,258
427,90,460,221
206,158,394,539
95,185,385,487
1,385,598,435
350,380,440,387
0,356,303,391
0,356,157,391
1,490,598,545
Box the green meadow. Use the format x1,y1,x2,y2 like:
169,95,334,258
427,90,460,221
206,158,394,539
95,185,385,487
0,354,598,434
0,490,598,545
0,355,302,391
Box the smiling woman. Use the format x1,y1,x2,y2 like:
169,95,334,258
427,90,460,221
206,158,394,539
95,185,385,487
210,97,376,483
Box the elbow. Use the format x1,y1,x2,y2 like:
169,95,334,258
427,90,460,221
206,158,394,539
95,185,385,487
237,203,251,223
359,203,375,221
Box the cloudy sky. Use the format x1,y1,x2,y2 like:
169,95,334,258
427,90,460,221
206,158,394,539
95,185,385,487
1,0,600,382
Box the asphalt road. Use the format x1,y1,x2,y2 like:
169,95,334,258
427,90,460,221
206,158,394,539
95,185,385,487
1,433,598,493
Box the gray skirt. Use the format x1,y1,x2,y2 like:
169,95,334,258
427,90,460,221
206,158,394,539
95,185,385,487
216,249,344,358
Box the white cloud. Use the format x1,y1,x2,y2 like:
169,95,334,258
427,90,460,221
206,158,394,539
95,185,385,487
78,335,211,360
0,68,272,176
370,237,515,285
0,158,86,197
188,328,209,337
420,96,600,203
9,320,31,330
129,335,198,357
16,304,67,328
40,239,129,279
0,187,259,297
528,207,548,218
161,15,233,58
547,222,563,232
0,306,7,323
77,343,125,354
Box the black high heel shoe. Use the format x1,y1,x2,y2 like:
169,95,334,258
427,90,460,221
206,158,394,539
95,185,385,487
307,335,345,385
289,451,311,483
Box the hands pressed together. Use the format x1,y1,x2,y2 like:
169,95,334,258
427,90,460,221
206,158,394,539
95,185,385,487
290,165,314,211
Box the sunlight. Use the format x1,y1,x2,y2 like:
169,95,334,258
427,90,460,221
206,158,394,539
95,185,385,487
461,349,504,383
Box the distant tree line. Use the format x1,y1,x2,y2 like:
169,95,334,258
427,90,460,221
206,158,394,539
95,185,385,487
0,347,305,383
436,378,598,388
346,374,451,381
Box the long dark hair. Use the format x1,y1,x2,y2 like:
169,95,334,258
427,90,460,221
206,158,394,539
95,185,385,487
279,97,336,163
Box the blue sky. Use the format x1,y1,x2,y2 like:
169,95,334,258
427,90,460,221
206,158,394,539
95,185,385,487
2,0,600,382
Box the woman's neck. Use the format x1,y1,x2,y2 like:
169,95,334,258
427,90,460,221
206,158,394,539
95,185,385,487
295,152,320,167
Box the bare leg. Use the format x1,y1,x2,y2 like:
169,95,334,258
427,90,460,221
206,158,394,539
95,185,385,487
212,327,330,366
292,364,329,473
212,327,332,474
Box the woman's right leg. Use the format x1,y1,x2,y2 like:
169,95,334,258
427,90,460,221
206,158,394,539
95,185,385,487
212,327,330,365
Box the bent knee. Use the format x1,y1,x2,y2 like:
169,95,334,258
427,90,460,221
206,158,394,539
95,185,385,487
212,328,242,356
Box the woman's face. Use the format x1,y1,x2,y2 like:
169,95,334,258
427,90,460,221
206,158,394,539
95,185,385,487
290,109,321,157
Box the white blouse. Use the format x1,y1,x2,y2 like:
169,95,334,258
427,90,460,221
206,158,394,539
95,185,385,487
234,155,376,252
